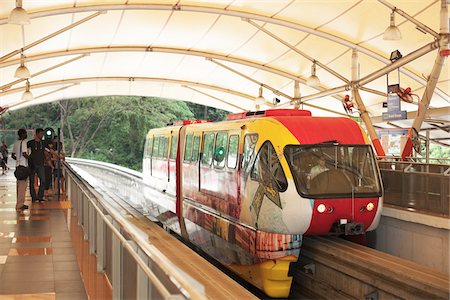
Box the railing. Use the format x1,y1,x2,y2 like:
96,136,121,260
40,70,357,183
378,161,450,217
64,158,207,300
379,156,450,165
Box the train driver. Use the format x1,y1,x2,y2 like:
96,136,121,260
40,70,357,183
310,156,329,180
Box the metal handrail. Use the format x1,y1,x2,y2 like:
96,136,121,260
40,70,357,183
64,159,207,300
378,156,450,165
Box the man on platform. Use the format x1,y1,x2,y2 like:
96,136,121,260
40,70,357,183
27,128,47,202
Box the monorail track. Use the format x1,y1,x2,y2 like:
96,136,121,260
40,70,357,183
67,159,450,300
291,236,449,300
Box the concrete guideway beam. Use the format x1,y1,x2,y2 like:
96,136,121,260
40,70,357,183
0,3,447,101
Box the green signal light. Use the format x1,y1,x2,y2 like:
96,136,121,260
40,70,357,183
46,130,52,136
218,149,224,155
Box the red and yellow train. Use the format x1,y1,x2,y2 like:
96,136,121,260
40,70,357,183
142,109,383,297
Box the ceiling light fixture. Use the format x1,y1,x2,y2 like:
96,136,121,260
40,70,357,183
22,80,33,101
8,0,30,25
306,62,320,87
14,53,31,79
254,84,265,110
383,10,402,40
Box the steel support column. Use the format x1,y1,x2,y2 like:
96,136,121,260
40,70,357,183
401,0,448,159
351,49,385,156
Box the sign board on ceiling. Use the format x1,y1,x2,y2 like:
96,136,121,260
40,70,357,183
382,94,407,121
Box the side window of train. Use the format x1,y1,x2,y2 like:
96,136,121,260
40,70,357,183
201,132,215,166
213,132,228,169
242,134,258,171
152,136,160,158
192,136,200,162
147,137,153,157
227,135,239,169
157,136,164,158
251,141,288,192
184,134,193,162
164,137,169,159
170,134,178,160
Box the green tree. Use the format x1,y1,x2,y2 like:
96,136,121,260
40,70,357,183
2,96,229,171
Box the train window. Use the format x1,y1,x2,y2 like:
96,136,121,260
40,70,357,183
152,136,160,158
227,135,239,169
163,137,169,159
213,132,228,169
201,132,215,166
242,134,258,171
184,134,193,162
284,144,382,198
192,136,200,162
149,137,154,157
158,136,167,158
170,134,178,160
251,141,288,192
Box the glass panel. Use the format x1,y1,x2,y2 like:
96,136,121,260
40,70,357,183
152,136,160,158
170,135,178,160
214,132,228,168
147,137,153,157
227,135,239,169
192,136,200,162
202,133,215,166
163,137,169,158
158,136,165,158
284,144,382,198
184,134,193,162
242,134,258,171
251,141,288,192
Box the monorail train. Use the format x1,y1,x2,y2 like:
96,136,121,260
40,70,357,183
142,109,383,297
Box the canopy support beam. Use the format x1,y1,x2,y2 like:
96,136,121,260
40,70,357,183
181,85,247,111
401,0,449,159
0,3,446,100
0,77,255,100
0,76,348,116
0,11,104,63
10,83,80,109
244,18,349,84
0,55,88,91
299,40,441,102
377,0,439,38
352,49,385,156
207,58,293,103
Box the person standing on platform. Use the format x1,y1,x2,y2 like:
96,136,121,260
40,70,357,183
52,136,66,197
44,142,54,197
0,151,6,175
11,129,30,210
0,141,8,173
27,128,47,202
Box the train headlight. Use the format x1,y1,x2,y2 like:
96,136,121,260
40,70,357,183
366,202,375,211
317,204,326,213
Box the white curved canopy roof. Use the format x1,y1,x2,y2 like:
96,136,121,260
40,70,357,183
0,1,448,124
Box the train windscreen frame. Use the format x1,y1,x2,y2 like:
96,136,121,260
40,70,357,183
284,143,382,199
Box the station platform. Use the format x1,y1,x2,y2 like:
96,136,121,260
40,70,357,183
0,170,87,299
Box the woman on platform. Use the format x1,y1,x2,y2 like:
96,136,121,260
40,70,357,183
11,129,30,211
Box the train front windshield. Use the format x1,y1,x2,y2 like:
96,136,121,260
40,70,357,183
284,144,382,199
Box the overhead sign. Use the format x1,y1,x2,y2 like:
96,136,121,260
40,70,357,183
382,110,407,121
382,94,407,121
